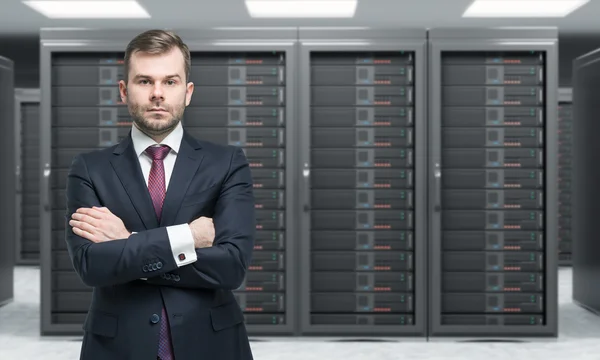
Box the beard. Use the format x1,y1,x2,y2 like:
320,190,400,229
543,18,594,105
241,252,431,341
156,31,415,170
127,99,185,137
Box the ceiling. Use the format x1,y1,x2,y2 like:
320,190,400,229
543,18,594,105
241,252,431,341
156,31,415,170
1,0,600,36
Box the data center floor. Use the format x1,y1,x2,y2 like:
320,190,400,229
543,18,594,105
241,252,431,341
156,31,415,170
0,266,595,360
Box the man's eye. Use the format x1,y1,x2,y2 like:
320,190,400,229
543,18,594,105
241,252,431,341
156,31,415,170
167,80,176,85
139,79,149,84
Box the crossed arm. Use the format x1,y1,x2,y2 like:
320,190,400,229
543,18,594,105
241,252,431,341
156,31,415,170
65,147,255,290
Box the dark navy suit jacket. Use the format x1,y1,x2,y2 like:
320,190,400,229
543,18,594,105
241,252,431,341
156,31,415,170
65,129,255,360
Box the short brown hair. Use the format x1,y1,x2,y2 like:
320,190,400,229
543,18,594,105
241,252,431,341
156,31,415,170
123,29,191,82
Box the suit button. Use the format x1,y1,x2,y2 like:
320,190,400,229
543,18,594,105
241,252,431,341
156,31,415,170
157,262,163,269
143,265,148,272
165,273,171,280
151,264,157,271
174,275,180,282
150,314,160,324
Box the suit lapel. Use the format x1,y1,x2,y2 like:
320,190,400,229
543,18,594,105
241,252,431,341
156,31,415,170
110,132,159,230
160,130,205,227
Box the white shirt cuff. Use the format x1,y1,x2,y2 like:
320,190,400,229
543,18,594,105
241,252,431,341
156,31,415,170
166,224,198,267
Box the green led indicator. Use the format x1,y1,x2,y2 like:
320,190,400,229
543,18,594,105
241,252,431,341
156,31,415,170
400,212,405,220
401,192,406,199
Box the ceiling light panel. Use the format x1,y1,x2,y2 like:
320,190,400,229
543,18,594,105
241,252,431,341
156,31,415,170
22,0,151,19
463,0,589,18
246,0,358,18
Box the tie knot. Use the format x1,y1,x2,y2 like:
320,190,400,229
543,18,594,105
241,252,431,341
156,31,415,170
145,145,171,161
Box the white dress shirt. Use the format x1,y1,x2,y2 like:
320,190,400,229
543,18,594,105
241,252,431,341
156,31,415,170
130,121,197,268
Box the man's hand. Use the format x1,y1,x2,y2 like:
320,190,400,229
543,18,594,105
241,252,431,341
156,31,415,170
189,217,215,249
69,206,131,243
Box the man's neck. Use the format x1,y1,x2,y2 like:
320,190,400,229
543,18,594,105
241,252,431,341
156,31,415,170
134,122,173,144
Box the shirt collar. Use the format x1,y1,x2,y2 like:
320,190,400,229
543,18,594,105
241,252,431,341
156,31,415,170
131,121,184,157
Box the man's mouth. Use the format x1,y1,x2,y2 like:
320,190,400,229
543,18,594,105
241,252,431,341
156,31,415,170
147,108,167,112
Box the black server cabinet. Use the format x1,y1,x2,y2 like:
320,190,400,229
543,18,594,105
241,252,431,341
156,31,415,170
557,88,572,266
0,56,15,307
572,48,600,315
40,29,298,335
298,29,427,336
15,88,41,265
428,28,558,338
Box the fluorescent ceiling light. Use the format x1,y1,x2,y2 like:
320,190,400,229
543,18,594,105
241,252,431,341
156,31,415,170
246,0,357,18
22,0,150,19
463,0,589,17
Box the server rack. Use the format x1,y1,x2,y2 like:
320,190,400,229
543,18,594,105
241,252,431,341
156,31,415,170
0,56,15,307
428,28,558,338
40,28,298,335
557,88,572,266
15,88,41,265
572,48,600,315
298,28,427,336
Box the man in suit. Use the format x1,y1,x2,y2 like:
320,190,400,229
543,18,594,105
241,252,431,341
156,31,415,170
66,29,255,360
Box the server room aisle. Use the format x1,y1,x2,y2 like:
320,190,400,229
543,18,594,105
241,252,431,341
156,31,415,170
0,266,595,360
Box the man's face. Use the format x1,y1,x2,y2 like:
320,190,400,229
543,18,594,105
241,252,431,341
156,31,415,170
119,47,194,137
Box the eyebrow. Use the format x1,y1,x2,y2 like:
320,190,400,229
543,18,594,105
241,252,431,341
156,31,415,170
133,74,181,80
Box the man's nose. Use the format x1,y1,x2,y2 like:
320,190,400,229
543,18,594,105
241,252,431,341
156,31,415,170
150,83,164,99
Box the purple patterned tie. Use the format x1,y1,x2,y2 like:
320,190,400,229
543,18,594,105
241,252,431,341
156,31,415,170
145,145,174,360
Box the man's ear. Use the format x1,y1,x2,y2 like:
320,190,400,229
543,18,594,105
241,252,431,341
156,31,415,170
185,81,194,107
118,80,127,102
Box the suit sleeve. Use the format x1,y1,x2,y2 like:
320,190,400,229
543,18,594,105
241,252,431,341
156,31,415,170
65,154,181,287
146,147,255,290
